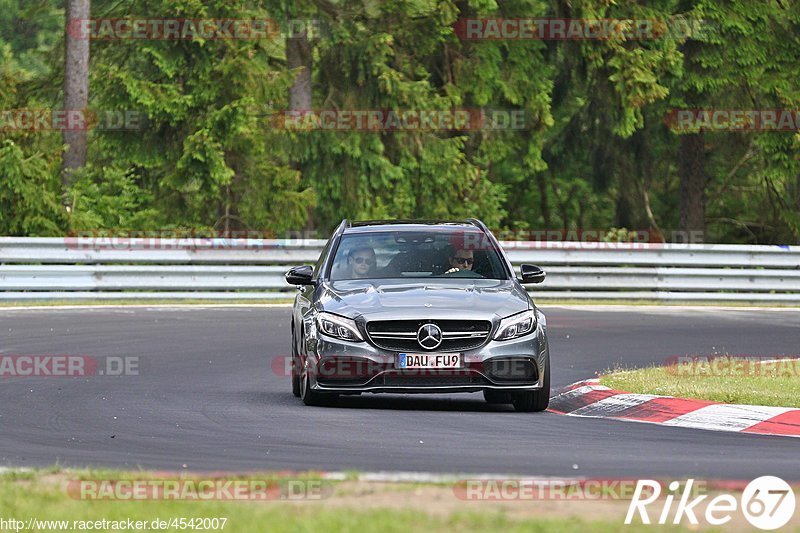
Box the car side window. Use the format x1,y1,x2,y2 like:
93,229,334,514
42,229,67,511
312,237,334,281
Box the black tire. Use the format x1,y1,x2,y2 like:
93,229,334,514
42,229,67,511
512,354,550,412
291,357,301,398
483,390,513,404
300,369,339,407
291,326,301,397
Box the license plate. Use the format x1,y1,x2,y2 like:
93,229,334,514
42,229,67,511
396,353,462,369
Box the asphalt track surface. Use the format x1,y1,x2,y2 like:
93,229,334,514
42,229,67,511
0,305,798,479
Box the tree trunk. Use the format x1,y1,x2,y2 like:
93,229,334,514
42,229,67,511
679,132,706,234
62,0,90,207
795,173,800,240
678,36,706,235
287,26,313,230
286,29,312,111
536,173,551,228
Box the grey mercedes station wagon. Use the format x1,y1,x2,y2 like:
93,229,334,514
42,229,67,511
285,219,550,412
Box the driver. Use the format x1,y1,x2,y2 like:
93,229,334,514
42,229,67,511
346,246,376,279
444,248,474,274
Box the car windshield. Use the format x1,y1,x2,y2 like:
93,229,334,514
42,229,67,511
329,230,508,281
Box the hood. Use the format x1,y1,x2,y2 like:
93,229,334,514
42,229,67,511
317,278,531,321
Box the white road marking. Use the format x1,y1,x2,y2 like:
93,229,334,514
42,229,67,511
550,384,611,403
662,404,795,432
570,393,664,417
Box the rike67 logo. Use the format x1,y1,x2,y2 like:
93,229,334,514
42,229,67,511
626,477,796,530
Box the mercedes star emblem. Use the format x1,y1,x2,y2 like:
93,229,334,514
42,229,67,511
417,323,443,350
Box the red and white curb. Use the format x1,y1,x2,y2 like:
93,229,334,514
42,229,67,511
549,379,800,438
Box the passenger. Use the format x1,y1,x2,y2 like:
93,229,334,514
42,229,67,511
346,246,376,279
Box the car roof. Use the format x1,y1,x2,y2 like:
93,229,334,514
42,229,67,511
344,219,482,235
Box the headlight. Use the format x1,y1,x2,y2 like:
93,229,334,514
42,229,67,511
316,312,364,342
494,310,535,341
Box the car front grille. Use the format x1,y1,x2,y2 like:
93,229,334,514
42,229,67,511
365,319,492,352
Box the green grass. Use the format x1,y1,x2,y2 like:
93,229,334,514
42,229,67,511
601,357,800,407
0,469,693,533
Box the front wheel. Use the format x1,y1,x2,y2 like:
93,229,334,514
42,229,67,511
483,390,512,404
300,368,339,407
512,355,550,412
291,328,301,397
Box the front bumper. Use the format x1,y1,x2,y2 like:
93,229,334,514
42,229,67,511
302,320,549,394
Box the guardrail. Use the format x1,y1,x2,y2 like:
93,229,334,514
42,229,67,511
1,237,798,302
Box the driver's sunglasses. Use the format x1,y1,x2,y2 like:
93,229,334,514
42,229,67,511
453,257,474,265
353,256,374,265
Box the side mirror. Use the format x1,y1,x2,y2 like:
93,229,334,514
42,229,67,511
519,264,546,284
285,265,315,286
